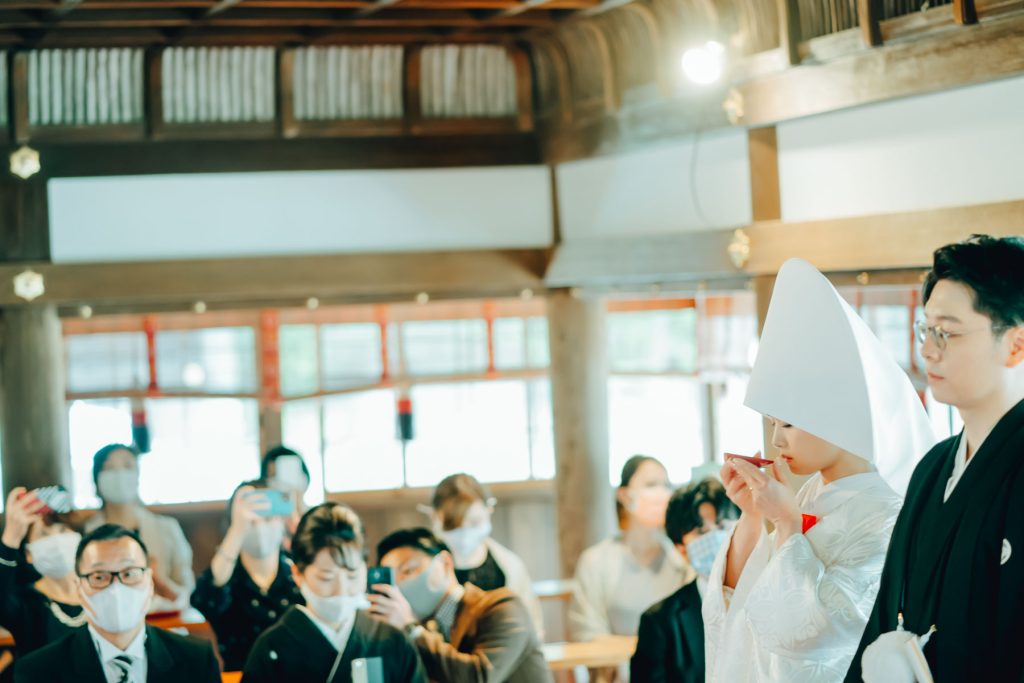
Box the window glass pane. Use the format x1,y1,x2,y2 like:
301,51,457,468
320,324,383,389
65,333,148,393
69,398,134,508
608,309,697,373
322,390,404,492
608,376,705,485
280,324,319,397
714,375,764,457
859,305,913,369
528,379,555,479
493,318,526,370
280,398,326,506
156,327,257,393
405,380,532,487
401,320,488,376
138,398,260,504
526,317,550,368
703,314,758,370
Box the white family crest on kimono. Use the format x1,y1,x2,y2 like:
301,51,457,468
703,472,902,683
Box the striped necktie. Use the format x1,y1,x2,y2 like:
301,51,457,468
112,653,134,683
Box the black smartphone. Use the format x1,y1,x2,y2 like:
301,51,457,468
366,566,394,595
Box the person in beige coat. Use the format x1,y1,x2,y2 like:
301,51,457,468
428,473,545,637
85,443,195,613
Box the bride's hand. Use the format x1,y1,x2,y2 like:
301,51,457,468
727,459,802,540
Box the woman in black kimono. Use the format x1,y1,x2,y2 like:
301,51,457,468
241,502,426,683
848,235,1024,683
0,487,86,663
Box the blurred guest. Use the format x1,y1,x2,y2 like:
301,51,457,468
630,478,738,682
13,524,220,683
570,455,691,642
85,444,194,613
1,487,86,659
242,503,426,682
428,473,543,635
191,480,303,671
372,528,550,683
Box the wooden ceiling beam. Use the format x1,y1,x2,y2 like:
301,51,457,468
0,249,549,308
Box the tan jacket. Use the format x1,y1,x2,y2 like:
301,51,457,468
415,583,553,683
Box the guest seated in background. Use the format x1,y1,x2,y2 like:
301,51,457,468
1,487,86,660
570,455,692,643
372,528,551,683
242,503,426,682
259,446,311,553
14,524,221,683
190,480,303,672
85,444,195,613
428,473,544,635
630,478,738,683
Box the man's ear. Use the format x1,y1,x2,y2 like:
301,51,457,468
290,563,304,588
1006,326,1024,368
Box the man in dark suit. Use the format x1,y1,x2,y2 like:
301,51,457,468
14,524,220,683
630,479,737,683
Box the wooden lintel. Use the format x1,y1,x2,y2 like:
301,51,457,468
14,133,541,177
0,248,549,308
858,0,883,46
744,199,1024,275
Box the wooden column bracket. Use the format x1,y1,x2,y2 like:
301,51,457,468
858,0,883,47
777,0,802,66
953,0,978,25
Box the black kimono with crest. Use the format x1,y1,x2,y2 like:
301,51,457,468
241,607,427,683
846,399,1024,683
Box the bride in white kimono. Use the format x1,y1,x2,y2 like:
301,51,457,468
702,258,937,683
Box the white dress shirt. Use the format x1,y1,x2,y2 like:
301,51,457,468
944,434,973,502
89,624,148,683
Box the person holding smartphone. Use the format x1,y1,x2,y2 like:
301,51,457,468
0,486,87,660
190,480,303,672
242,503,426,683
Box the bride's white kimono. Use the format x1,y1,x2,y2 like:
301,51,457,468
703,471,902,683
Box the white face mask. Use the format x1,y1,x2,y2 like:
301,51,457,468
299,584,367,626
97,470,139,505
81,581,151,633
242,523,285,560
27,532,82,579
440,522,492,567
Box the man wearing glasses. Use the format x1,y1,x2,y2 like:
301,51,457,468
847,235,1024,683
14,524,220,683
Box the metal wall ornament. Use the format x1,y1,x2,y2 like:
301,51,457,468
9,146,41,180
728,228,751,268
13,270,46,302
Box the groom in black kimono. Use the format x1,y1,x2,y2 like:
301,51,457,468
847,235,1024,683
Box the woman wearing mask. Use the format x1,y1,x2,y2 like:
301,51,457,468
570,455,692,643
0,487,86,659
259,446,311,553
702,259,937,683
84,443,195,613
242,502,426,682
428,473,543,635
191,480,303,671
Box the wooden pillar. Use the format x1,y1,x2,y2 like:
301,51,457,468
1,305,72,494
547,289,613,579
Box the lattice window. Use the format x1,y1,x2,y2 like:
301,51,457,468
27,49,144,126
293,46,404,121
162,47,276,124
420,45,517,118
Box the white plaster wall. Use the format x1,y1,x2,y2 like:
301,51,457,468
48,166,553,263
778,75,1024,222
556,129,752,240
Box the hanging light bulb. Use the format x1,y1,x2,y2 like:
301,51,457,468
681,41,726,85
